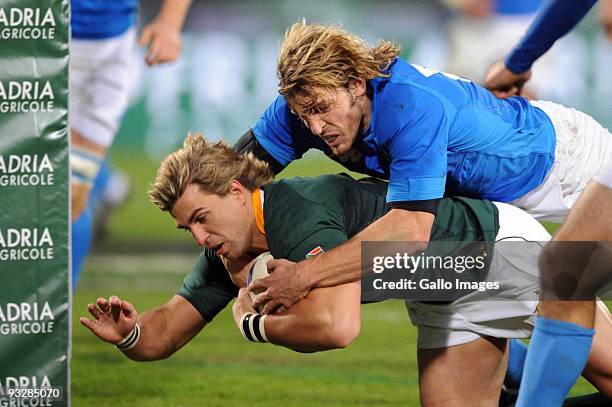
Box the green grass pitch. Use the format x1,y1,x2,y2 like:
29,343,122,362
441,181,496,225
71,261,597,406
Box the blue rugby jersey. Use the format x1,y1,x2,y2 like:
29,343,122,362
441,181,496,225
71,0,138,39
252,58,556,204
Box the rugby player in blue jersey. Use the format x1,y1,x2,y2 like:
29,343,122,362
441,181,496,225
485,1,612,405
236,22,611,317
70,0,192,287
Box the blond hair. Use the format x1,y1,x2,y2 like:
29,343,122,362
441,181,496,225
278,21,400,116
148,133,274,212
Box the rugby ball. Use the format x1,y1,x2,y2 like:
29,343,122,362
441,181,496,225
247,251,273,301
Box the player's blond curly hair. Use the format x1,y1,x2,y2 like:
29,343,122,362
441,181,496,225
148,132,274,212
278,21,400,117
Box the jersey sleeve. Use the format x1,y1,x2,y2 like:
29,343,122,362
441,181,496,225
176,249,238,323
505,0,597,73
380,92,449,203
251,95,314,167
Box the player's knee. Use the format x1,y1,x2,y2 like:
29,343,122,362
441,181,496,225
538,243,564,298
538,241,598,300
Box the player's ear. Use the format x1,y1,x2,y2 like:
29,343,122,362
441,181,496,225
229,180,247,205
348,78,366,97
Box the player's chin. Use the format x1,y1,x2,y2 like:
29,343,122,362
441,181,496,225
332,144,349,156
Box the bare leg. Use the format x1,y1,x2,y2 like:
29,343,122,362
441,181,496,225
71,128,106,221
517,182,612,406
582,301,612,398
418,336,507,406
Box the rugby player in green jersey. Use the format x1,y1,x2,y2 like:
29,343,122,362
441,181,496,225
81,134,612,405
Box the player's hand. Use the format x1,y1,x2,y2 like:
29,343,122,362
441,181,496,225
453,0,492,19
139,20,182,66
250,259,312,315
80,296,138,344
484,59,532,98
232,288,257,327
601,0,612,41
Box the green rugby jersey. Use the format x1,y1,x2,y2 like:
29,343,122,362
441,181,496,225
178,174,499,322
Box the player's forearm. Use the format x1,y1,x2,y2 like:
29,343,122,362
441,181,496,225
264,286,360,352
156,0,192,31
120,308,179,361
265,314,344,352
303,209,432,289
505,0,597,73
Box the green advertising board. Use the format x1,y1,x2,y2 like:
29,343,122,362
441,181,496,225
0,0,69,405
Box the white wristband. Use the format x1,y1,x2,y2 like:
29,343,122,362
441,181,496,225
115,323,141,351
239,313,268,343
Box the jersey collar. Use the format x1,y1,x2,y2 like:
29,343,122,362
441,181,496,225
251,189,265,235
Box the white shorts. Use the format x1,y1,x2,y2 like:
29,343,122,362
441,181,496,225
69,28,136,148
406,202,550,349
511,101,612,222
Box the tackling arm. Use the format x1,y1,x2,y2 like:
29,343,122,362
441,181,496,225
252,209,434,314
302,209,433,287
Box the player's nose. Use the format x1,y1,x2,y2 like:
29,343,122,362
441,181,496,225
191,226,209,247
307,115,325,136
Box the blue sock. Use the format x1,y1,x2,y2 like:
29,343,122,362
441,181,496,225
516,317,594,407
71,205,93,290
506,339,528,389
71,161,112,290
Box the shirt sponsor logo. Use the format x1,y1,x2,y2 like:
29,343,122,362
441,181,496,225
0,7,56,40
0,301,55,335
0,80,55,113
0,154,54,187
0,228,54,261
305,246,324,259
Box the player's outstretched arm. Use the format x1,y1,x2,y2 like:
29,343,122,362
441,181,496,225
139,0,192,66
251,209,433,314
485,0,597,97
233,281,361,353
81,294,206,361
